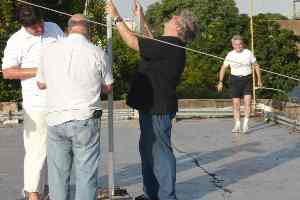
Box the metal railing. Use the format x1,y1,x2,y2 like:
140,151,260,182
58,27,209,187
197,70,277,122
0,107,249,123
1,106,300,131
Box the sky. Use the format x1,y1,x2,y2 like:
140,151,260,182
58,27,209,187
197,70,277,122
114,0,295,18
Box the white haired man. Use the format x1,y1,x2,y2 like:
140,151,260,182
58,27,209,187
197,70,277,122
106,1,198,200
217,35,263,134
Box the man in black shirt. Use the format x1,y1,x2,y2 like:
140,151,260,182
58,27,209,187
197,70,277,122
106,1,198,200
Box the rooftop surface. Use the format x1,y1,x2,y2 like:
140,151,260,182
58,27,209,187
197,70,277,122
1,118,300,200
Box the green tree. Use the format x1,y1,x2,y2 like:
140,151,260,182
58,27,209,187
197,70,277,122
253,14,300,99
0,0,107,101
146,0,300,100
0,0,21,101
146,0,250,98
1,0,299,102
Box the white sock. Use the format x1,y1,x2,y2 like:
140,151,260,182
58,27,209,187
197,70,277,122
235,120,241,127
244,117,249,125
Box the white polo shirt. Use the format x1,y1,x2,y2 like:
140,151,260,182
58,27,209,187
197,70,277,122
37,33,114,126
223,49,256,76
1,22,64,111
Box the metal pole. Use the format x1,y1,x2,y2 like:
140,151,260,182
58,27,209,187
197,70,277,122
84,0,90,15
249,0,257,110
294,0,296,19
106,1,115,199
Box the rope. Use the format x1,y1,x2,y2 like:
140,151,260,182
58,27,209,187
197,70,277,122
255,87,293,101
13,0,300,83
260,68,300,82
16,0,107,27
2,1,294,197
0,0,298,86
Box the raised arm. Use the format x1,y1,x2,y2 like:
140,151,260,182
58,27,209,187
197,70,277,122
133,0,153,38
106,0,139,51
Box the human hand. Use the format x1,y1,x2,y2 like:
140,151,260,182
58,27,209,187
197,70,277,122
106,0,120,18
257,80,263,88
217,82,223,92
133,0,143,17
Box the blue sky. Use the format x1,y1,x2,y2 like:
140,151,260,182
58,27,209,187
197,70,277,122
114,0,294,18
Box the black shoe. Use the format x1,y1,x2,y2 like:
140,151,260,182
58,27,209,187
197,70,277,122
135,194,158,200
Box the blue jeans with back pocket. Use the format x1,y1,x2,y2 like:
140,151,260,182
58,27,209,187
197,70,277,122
47,117,100,200
139,111,177,200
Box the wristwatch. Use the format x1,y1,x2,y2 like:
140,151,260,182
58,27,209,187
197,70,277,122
113,16,123,24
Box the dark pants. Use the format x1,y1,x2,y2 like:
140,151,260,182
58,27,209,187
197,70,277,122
139,111,177,200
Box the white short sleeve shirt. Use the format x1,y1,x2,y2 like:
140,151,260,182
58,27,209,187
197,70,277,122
37,33,114,126
1,22,64,111
223,49,256,76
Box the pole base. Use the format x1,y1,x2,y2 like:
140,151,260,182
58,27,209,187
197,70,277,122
97,187,133,200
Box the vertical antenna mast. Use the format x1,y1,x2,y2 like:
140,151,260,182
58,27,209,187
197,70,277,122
249,0,257,110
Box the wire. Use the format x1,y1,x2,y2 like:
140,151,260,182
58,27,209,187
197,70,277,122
14,0,300,83
255,87,293,102
16,0,107,27
260,68,300,82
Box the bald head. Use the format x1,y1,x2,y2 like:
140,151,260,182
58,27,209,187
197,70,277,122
68,14,89,37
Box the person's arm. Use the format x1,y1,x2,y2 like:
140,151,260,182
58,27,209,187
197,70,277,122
133,0,153,38
100,52,114,94
254,63,263,87
250,51,263,87
36,49,47,90
2,38,37,80
3,68,37,80
217,64,228,92
106,0,139,51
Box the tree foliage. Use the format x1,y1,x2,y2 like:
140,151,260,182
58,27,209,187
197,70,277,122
146,0,300,100
0,0,299,101
0,0,106,101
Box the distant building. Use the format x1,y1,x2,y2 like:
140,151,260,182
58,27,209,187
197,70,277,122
294,0,300,19
278,20,300,56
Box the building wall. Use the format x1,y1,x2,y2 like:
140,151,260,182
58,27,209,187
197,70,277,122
278,20,300,56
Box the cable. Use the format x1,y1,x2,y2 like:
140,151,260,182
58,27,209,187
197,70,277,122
260,68,300,82
255,86,293,102
16,0,107,27
14,0,300,83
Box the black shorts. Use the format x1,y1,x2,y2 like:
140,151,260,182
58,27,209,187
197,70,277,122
230,75,253,98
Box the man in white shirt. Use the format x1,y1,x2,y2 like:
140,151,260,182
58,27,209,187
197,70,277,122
217,35,262,134
37,14,113,200
1,6,64,200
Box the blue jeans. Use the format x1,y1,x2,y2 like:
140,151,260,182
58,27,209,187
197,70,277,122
139,111,177,200
47,117,100,200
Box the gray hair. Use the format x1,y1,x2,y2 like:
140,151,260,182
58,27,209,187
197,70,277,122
68,20,89,30
178,10,199,42
68,14,90,37
231,35,244,43
68,14,89,30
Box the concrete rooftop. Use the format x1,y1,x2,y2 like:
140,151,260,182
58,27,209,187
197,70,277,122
1,118,300,200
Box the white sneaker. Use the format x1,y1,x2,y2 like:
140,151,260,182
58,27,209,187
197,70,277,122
232,122,241,133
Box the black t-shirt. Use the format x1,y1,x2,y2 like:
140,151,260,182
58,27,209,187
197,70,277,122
126,36,186,114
